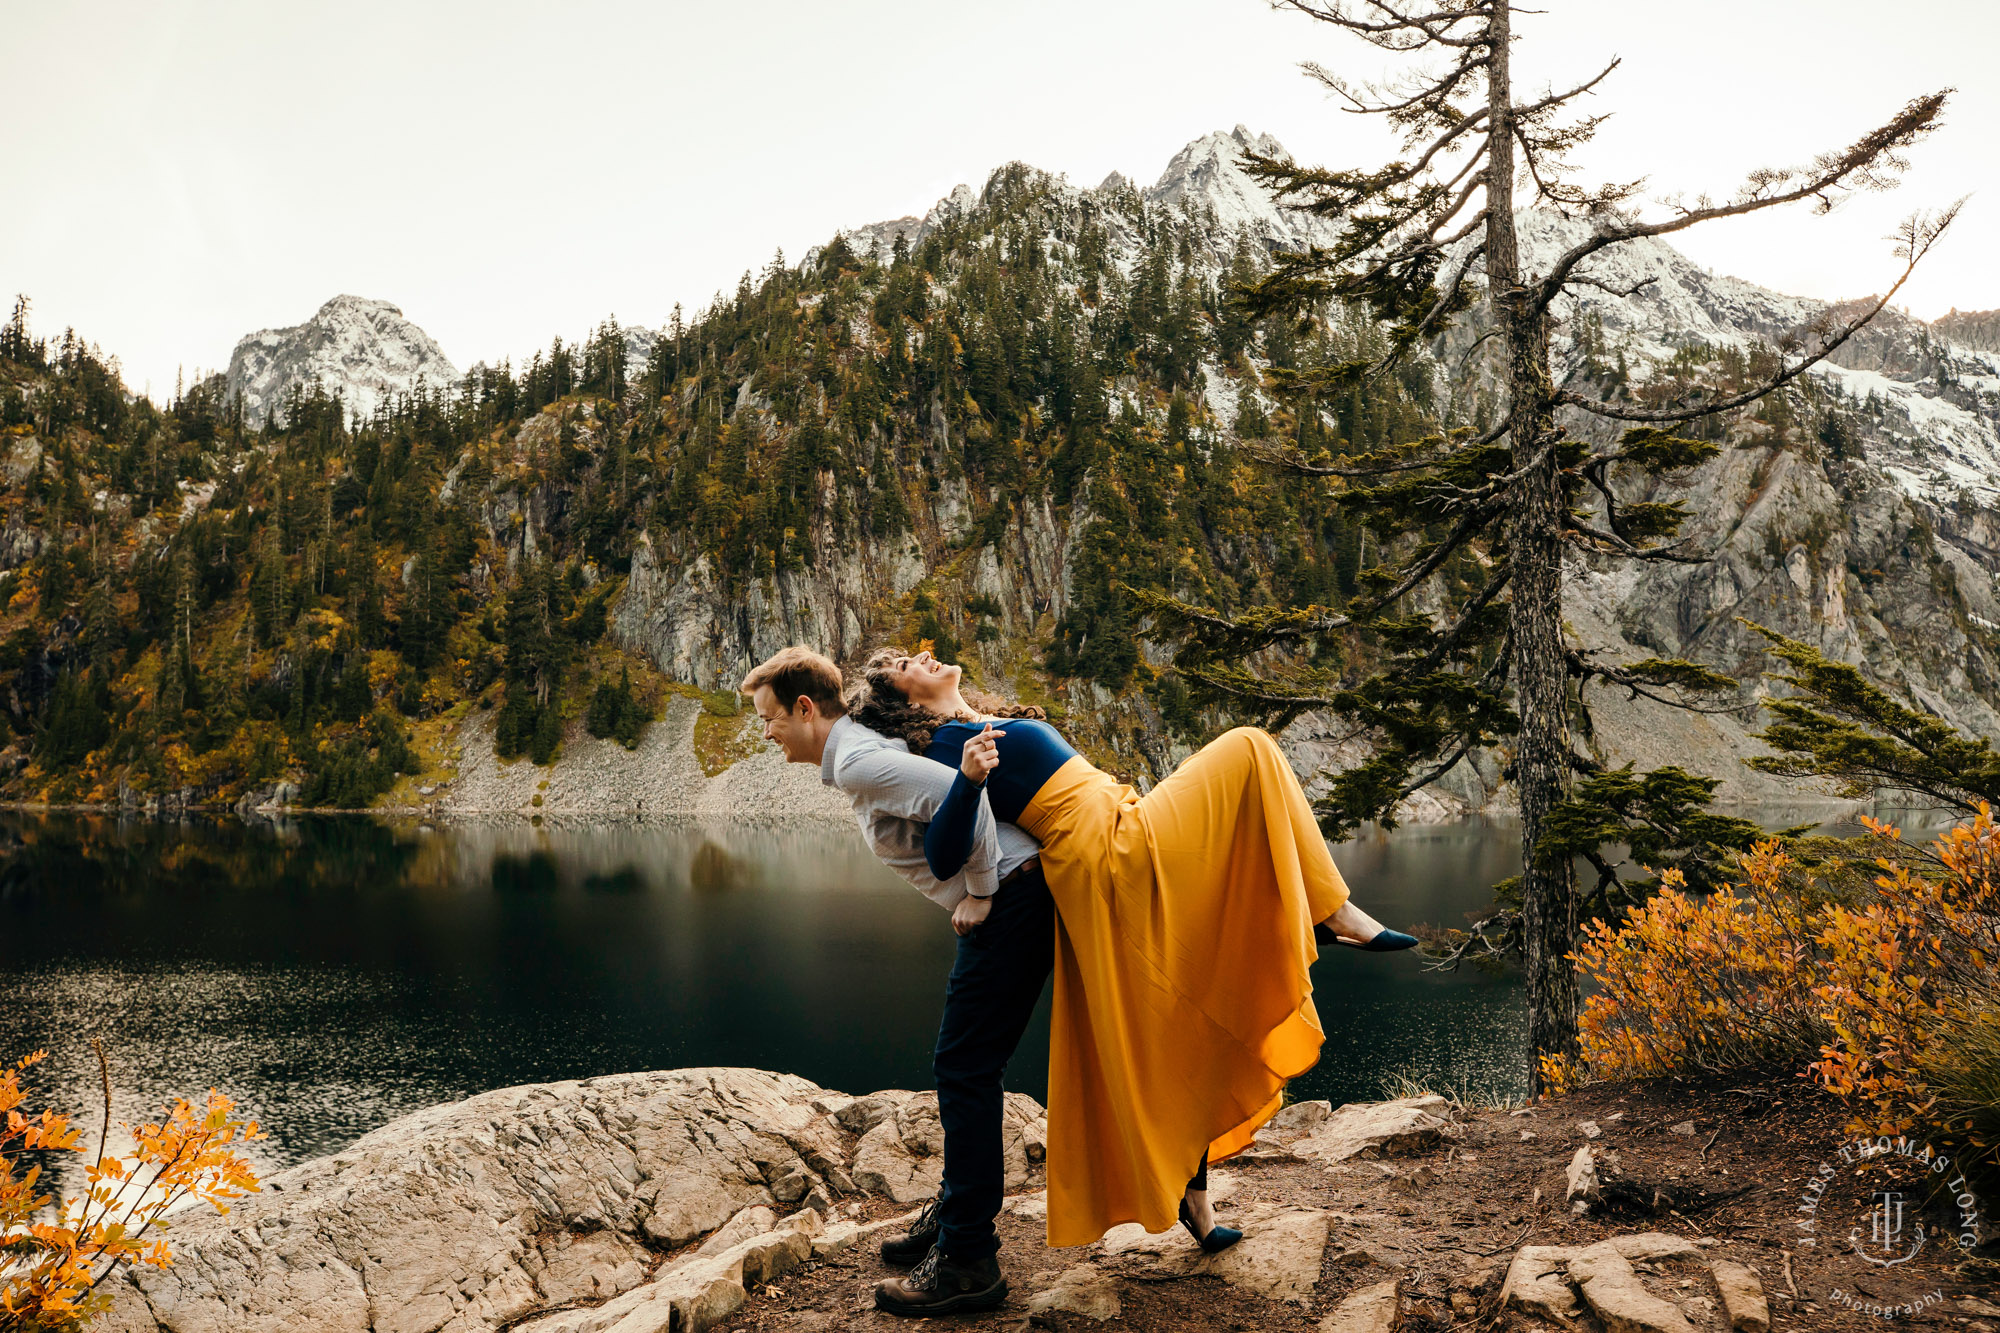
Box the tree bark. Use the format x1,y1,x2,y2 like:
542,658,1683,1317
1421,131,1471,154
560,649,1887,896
1485,0,1580,1095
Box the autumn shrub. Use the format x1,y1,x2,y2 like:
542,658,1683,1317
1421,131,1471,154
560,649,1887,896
1543,843,1829,1092
1814,813,2000,1142
1551,810,2000,1163
0,1045,262,1329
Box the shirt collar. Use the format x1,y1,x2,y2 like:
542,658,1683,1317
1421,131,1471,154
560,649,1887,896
819,714,855,787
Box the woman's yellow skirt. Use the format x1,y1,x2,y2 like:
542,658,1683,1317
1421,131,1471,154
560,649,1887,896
1016,726,1352,1247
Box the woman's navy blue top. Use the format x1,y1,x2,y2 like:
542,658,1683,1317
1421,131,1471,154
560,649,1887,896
923,718,1079,881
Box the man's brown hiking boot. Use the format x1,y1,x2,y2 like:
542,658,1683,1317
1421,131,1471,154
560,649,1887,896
873,1244,1008,1316
879,1197,941,1267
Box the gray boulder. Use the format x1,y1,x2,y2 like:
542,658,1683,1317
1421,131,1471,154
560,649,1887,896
95,1068,1043,1333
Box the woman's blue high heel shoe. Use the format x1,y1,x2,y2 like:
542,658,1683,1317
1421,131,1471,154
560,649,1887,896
1314,921,1420,952
1179,1197,1243,1253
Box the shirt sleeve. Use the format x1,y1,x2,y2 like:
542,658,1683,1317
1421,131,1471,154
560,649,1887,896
835,743,1003,897
925,771,984,881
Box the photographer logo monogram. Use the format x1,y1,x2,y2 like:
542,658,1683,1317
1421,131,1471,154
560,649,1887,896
1796,1133,1985,1320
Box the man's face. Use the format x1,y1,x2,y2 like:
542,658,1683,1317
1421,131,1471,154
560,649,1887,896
752,685,818,763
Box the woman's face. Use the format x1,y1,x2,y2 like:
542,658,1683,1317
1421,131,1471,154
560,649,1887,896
885,649,960,709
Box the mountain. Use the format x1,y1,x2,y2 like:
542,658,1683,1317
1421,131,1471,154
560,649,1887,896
1503,212,2000,507
2,127,1997,820
840,125,1333,268
1145,125,1335,253
1937,307,2000,354
224,294,458,429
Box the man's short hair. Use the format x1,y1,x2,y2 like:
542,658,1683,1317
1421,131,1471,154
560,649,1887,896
739,646,847,716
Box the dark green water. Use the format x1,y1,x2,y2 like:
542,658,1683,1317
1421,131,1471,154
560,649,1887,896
0,812,1533,1180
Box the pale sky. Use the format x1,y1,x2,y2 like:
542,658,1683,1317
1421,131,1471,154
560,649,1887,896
5,0,1994,403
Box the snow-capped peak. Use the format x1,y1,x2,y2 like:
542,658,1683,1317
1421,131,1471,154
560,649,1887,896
1143,125,1331,253
225,295,457,430
840,127,1332,263
1489,210,2000,507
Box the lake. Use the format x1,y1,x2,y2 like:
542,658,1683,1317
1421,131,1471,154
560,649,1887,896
0,806,1843,1183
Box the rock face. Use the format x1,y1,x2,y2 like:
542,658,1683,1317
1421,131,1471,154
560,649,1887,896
223,294,458,429
1501,1232,1752,1333
1247,1094,1461,1165
1495,212,2000,808
95,1068,1045,1333
1938,307,2000,354
1100,1201,1335,1307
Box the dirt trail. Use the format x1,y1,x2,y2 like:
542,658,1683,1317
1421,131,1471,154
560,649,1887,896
708,1070,1997,1333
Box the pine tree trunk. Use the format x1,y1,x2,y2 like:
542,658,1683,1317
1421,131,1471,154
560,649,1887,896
1485,2,1580,1096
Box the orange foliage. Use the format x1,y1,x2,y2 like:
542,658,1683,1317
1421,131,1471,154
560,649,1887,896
156,722,292,802
1811,811,2000,1141
1545,847,1824,1094
1556,810,2000,1147
0,1044,263,1329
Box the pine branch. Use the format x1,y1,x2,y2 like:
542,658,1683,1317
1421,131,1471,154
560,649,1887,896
1243,411,1516,477
1563,519,1706,563
1532,91,1951,318
1742,620,2000,811
1122,583,1350,651
1570,652,1750,716
1275,0,1492,50
1560,203,1960,425
1177,663,1344,711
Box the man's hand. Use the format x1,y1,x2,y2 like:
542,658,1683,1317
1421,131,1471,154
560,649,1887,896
951,892,993,937
961,723,1003,784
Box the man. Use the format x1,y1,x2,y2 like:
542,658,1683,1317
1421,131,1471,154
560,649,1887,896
741,646,1054,1318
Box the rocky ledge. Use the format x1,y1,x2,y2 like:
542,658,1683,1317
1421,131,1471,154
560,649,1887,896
96,1068,1994,1333
96,1069,1042,1333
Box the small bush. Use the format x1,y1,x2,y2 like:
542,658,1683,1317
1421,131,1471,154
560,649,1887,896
0,1045,263,1325
1556,810,2000,1173
1552,844,1828,1089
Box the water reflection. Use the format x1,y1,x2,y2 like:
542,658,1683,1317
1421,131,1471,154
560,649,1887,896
19,806,1865,1189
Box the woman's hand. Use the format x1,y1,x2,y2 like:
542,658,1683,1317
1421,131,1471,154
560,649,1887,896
960,723,1003,785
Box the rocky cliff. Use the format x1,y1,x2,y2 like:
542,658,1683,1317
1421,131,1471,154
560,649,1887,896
588,152,2000,812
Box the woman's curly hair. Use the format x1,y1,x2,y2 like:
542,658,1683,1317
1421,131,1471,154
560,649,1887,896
847,647,1046,752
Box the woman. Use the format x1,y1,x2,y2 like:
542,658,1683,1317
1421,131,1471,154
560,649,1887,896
850,647,1416,1251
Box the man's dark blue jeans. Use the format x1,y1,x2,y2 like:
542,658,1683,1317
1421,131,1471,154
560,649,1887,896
932,865,1055,1261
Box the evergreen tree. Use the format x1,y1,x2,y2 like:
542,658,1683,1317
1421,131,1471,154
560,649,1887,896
495,559,570,762
1139,1,1955,1092
586,664,649,749
38,669,110,766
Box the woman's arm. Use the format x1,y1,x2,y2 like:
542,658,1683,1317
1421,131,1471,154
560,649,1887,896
924,724,1004,881
925,772,983,880
834,738,1004,898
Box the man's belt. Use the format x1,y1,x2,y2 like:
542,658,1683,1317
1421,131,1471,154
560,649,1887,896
998,856,1042,888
